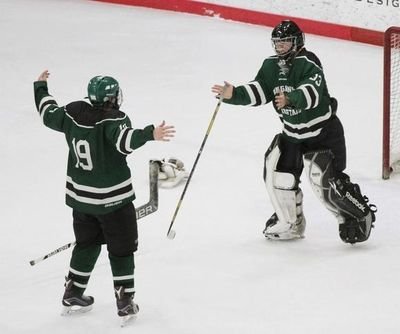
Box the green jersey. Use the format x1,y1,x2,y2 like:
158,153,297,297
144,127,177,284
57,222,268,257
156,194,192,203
225,49,333,142
34,81,154,215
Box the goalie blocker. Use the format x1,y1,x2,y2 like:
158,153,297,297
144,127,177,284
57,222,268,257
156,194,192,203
304,150,377,244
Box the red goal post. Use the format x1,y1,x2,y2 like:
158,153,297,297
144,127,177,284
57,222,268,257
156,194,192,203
382,27,400,179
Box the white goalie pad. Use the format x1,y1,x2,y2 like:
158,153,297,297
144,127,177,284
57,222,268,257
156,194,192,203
303,150,339,217
265,142,298,231
157,157,188,189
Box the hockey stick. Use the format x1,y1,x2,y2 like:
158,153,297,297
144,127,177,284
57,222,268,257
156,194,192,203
29,160,160,266
29,241,76,266
166,92,225,239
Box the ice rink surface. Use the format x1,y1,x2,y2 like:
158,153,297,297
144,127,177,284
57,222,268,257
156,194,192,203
1,0,399,333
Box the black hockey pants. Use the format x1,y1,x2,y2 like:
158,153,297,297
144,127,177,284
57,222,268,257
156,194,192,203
277,115,346,183
72,202,138,256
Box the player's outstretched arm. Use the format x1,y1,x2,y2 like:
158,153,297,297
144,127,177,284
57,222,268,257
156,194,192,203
153,120,175,141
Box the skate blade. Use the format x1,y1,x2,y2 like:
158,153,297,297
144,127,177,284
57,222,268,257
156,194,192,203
61,304,93,316
264,232,304,240
120,314,137,327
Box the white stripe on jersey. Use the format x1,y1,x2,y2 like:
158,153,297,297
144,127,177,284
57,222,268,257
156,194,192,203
124,129,134,153
282,110,332,130
283,127,323,140
251,81,267,105
116,128,131,154
39,96,56,112
66,176,132,193
298,84,319,109
66,188,135,205
243,84,256,105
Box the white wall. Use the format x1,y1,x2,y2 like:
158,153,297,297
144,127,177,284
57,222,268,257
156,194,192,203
201,0,399,31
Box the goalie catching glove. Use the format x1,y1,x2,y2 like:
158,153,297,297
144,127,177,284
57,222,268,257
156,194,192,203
156,157,188,188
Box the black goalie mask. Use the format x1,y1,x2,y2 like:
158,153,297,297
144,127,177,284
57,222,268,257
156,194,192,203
271,20,305,62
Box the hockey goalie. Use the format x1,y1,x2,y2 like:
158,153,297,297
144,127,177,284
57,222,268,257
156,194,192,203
211,20,377,244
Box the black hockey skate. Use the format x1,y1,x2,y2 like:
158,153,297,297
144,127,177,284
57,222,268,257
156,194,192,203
61,278,94,316
115,286,139,327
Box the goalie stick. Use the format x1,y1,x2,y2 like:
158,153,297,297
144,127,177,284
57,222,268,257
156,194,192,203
166,91,225,239
135,159,159,220
29,160,160,266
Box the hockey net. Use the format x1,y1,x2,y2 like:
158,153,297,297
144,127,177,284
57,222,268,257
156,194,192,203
382,27,400,179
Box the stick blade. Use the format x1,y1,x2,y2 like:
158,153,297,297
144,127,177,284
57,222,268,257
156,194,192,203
167,230,176,240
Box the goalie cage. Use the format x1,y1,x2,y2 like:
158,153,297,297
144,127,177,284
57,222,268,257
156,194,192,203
382,26,400,179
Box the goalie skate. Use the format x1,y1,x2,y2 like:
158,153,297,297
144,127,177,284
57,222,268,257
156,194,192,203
263,213,305,240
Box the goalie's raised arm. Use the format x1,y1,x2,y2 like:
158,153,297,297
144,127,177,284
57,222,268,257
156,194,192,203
153,120,176,141
211,81,233,99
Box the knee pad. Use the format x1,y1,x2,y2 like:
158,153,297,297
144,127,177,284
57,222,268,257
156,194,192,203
304,150,377,244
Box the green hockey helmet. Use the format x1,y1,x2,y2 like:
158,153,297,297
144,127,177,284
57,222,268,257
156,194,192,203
87,76,123,108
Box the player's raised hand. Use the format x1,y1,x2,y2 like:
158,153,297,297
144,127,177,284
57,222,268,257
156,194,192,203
153,120,175,141
211,81,233,99
38,70,50,81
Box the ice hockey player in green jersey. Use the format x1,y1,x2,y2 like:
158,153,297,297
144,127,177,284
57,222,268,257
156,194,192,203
212,20,376,244
34,70,175,323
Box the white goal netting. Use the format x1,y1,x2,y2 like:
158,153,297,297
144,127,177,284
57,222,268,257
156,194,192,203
384,28,400,177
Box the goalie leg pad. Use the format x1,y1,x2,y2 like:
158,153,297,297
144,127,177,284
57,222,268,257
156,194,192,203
263,136,305,239
304,150,377,244
264,136,297,226
328,174,376,243
304,150,336,213
338,211,375,244
273,173,297,223
263,189,306,240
